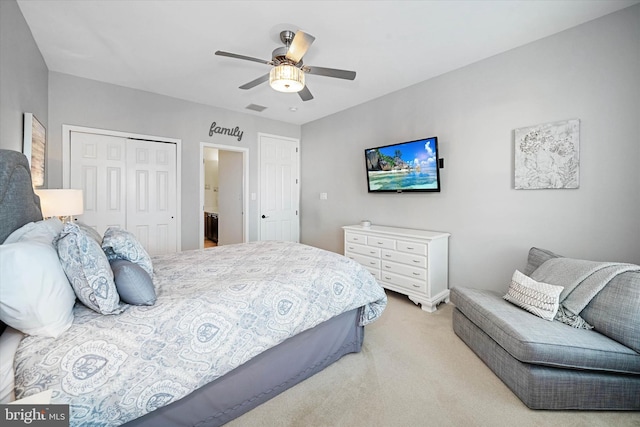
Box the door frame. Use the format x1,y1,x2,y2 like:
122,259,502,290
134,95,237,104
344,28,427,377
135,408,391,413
62,124,182,251
199,142,249,248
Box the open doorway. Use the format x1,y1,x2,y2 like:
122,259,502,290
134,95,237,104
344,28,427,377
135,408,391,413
199,143,249,248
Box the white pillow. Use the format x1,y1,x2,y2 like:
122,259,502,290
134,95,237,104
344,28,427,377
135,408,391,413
0,241,76,337
0,327,24,403
2,218,64,245
503,270,564,321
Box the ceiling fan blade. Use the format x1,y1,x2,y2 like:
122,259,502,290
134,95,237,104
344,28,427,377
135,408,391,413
215,50,272,66
239,74,270,90
304,65,356,80
286,31,315,63
298,85,314,102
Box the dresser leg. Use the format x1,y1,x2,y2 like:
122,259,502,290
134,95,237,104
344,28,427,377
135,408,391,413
408,296,437,313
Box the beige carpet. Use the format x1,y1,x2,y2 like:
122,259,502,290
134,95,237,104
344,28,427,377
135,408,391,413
227,291,640,427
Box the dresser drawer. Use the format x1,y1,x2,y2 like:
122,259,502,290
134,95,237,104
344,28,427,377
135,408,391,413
381,260,426,281
379,270,426,293
345,242,381,258
345,232,367,245
366,268,381,280
366,236,395,249
347,253,381,270
397,240,428,256
381,249,426,268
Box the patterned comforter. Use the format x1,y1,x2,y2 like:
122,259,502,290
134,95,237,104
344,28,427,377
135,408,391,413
14,241,387,426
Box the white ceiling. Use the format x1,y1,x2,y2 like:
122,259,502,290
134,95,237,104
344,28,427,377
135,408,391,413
17,0,638,125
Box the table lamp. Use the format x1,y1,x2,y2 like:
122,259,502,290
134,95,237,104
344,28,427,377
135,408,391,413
34,189,84,222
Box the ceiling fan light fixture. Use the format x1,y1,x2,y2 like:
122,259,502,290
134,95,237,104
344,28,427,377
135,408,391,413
269,64,305,93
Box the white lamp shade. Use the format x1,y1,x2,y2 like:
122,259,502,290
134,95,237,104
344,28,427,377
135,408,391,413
269,64,305,93
34,189,84,218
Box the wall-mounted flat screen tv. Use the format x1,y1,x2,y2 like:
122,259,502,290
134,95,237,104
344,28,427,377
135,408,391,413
365,136,440,193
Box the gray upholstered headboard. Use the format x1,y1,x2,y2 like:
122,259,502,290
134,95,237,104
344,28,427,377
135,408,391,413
0,149,43,244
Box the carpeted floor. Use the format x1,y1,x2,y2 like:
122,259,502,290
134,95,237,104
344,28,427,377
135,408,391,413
227,291,640,427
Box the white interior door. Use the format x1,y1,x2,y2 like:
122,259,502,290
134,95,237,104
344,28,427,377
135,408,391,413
126,139,178,255
70,132,126,233
70,131,178,255
218,150,243,245
259,134,300,242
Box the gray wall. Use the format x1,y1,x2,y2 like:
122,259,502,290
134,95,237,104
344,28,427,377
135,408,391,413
4,0,639,294
48,72,300,249
0,0,48,158
300,5,640,292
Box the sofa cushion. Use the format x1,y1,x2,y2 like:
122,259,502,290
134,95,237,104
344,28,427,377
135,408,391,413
450,287,640,375
523,247,561,276
453,308,640,410
524,247,640,353
581,271,640,353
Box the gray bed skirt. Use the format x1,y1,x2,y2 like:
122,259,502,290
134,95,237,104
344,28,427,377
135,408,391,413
123,307,364,426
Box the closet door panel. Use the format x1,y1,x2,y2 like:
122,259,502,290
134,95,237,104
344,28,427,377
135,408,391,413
70,133,127,234
126,139,177,255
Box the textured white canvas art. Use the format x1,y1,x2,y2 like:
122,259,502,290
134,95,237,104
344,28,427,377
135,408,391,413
514,119,580,189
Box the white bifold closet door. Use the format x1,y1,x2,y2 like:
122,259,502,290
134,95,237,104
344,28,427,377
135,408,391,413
70,132,178,255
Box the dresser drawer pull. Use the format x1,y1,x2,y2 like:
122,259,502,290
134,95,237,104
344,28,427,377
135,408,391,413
370,251,376,254
384,276,392,280
385,254,392,258
413,260,420,263
412,284,420,288
413,272,420,276
406,246,414,250
348,246,354,250
385,265,391,269
376,241,384,245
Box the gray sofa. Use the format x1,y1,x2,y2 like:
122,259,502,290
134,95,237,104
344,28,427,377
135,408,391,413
450,247,640,410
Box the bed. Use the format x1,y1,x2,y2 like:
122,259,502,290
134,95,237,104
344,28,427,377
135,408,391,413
0,149,387,426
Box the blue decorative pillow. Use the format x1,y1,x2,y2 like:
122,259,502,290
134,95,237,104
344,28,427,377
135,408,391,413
55,223,125,314
102,227,153,277
110,259,156,306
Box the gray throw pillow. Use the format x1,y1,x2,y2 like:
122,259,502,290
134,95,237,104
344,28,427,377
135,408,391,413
110,259,156,306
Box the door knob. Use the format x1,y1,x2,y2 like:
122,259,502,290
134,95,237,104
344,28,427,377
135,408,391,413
262,215,268,218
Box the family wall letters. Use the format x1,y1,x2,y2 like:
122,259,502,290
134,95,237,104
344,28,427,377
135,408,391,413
209,121,243,142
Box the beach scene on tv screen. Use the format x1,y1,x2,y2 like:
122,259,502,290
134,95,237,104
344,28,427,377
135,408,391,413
366,138,439,191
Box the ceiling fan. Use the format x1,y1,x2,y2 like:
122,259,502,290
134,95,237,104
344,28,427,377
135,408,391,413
215,30,356,101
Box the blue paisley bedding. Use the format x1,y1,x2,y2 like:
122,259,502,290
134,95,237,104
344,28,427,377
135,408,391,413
14,241,387,426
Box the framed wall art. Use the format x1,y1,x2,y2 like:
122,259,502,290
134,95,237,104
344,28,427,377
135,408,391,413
514,119,580,190
23,112,46,187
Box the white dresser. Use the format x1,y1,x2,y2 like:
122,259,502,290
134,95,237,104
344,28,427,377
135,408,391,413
342,224,450,312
